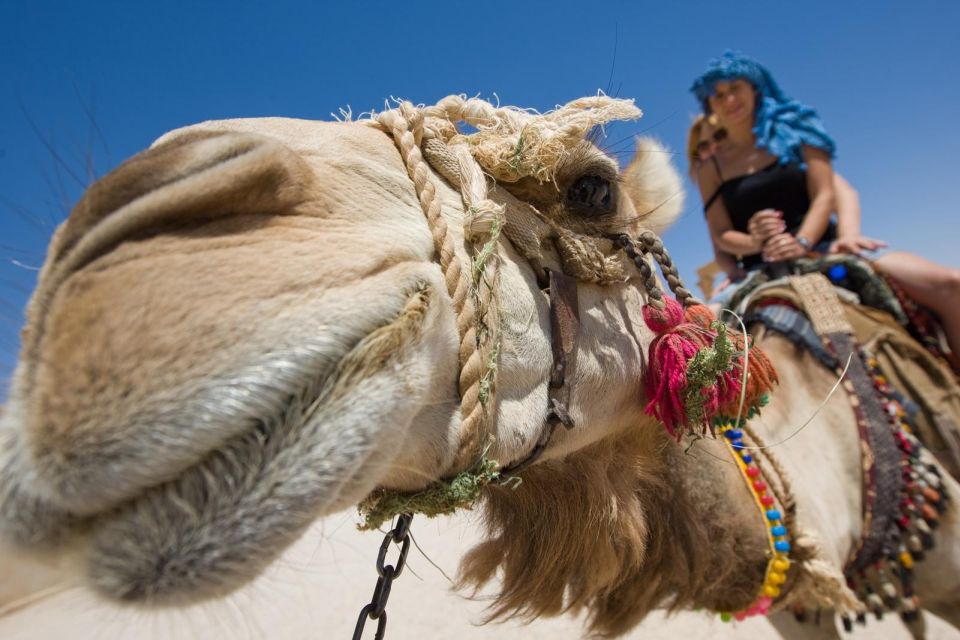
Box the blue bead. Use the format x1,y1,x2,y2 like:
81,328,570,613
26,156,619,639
731,440,745,450
740,453,753,463
771,525,787,537
775,540,791,552
766,509,781,521
827,264,848,282
724,429,743,440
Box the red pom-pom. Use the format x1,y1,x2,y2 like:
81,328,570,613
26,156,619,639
643,331,705,437
642,297,684,334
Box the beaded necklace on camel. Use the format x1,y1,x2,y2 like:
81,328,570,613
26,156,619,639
716,415,791,621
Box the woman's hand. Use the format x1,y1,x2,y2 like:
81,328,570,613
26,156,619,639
762,232,807,262
829,235,888,256
715,277,733,294
747,209,786,245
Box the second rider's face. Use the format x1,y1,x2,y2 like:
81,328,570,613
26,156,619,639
708,79,755,128
696,123,718,162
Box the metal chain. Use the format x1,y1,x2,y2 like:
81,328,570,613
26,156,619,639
352,513,414,640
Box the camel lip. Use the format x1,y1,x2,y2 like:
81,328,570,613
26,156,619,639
2,323,374,530
4,305,449,611
80,339,404,607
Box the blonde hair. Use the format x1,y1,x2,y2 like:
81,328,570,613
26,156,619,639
686,114,707,175
686,114,722,177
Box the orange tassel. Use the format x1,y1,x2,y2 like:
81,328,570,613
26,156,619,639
686,304,778,416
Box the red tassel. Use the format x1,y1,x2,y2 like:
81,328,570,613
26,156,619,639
642,298,711,438
642,299,778,438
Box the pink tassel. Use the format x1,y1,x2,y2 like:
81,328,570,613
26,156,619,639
641,299,778,438
642,298,711,438
643,331,704,438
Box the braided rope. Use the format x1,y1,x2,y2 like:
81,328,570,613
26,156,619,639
446,141,504,470
376,106,488,475
377,101,508,473
613,234,664,309
637,231,700,307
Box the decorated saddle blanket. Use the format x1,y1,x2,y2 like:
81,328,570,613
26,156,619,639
739,275,960,480
728,254,956,373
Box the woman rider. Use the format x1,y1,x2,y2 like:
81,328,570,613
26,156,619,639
692,51,837,270
690,51,960,366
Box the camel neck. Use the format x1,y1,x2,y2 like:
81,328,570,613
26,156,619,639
459,427,776,637
660,432,773,612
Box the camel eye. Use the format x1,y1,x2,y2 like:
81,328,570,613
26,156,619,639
566,175,614,213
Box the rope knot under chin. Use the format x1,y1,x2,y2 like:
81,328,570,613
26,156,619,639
465,199,505,242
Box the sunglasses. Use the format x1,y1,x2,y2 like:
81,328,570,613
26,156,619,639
695,127,729,155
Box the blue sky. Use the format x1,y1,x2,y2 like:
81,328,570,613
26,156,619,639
1,1,958,392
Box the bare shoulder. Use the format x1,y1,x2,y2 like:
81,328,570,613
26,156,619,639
696,159,721,199
802,145,831,164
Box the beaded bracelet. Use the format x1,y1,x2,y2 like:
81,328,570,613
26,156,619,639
716,420,791,622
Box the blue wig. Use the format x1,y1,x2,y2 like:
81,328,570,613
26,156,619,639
690,51,835,166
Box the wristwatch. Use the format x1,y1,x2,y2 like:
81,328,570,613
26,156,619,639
795,236,811,251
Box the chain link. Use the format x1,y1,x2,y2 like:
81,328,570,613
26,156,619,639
352,513,413,640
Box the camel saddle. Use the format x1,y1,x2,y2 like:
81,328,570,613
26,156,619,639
738,269,960,480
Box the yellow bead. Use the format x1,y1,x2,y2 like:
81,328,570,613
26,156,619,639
900,551,914,569
769,572,786,585
763,584,781,598
773,559,790,572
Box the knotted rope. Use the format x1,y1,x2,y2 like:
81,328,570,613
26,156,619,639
374,106,498,474
372,94,641,475
358,95,643,527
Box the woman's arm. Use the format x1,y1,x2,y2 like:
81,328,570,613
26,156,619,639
833,173,861,238
830,173,888,255
794,145,835,246
714,244,743,278
697,162,762,256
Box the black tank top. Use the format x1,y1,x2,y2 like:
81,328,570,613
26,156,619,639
704,160,836,270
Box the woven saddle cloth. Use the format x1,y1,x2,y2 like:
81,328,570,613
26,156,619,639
742,274,960,479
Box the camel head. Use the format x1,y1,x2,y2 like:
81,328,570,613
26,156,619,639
0,96,702,625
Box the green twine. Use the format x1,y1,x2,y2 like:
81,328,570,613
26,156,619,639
509,131,526,175
358,455,501,531
471,216,502,285
469,214,503,408
712,394,771,429
683,320,735,427
478,341,500,406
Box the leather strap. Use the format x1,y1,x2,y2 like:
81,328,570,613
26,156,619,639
787,273,904,574
502,268,580,475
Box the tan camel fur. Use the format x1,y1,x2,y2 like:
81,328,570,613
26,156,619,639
0,101,958,637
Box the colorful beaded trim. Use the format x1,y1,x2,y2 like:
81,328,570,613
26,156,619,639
715,420,791,622
841,354,950,628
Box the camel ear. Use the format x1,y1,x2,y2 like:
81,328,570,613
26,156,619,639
48,129,315,272
620,138,684,234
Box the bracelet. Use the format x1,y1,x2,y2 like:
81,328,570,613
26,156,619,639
795,236,811,250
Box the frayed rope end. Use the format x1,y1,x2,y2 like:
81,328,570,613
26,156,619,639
358,456,501,531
